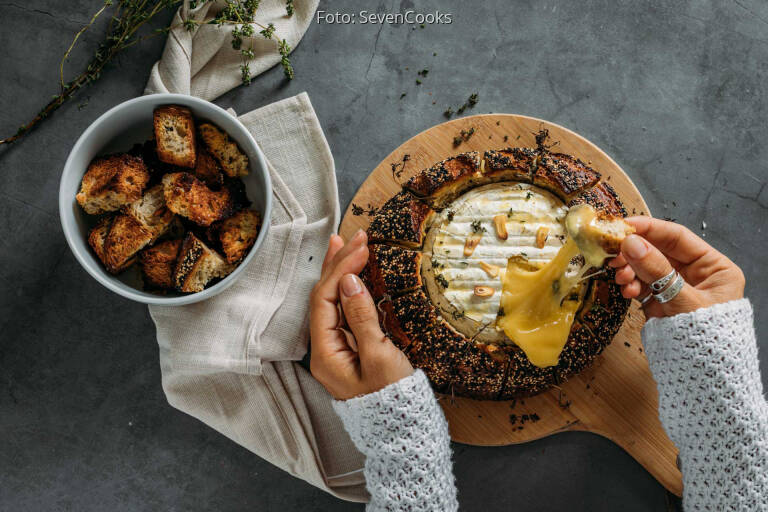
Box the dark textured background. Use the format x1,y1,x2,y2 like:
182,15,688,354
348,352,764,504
1,1,766,510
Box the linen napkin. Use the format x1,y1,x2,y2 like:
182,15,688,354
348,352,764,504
144,0,367,502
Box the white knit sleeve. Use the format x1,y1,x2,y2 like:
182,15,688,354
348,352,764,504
332,370,458,511
642,298,768,510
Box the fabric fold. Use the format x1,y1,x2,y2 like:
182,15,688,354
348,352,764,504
144,1,367,501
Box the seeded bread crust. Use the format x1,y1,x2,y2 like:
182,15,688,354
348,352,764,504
76,154,150,214
154,105,197,168
173,233,234,293
364,244,422,301
534,153,601,200
404,152,482,207
363,147,631,400
366,191,434,248
198,122,249,177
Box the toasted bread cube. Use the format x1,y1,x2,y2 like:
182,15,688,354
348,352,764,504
139,239,182,290
162,172,234,226
198,122,249,177
173,233,234,293
215,209,262,263
76,154,150,214
88,216,116,269
125,184,176,241
154,105,196,168
103,213,153,274
193,147,224,187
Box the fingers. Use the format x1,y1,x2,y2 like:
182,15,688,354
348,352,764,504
621,279,644,299
339,274,388,354
323,231,367,277
620,234,676,285
321,234,345,275
624,217,711,265
310,235,370,358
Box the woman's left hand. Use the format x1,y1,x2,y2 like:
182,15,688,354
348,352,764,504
309,230,413,400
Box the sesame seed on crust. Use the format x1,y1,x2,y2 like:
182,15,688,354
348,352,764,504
568,181,628,217
482,147,537,183
367,191,434,248
363,244,422,301
404,152,480,198
535,153,601,200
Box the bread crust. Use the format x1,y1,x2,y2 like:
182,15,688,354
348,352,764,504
198,122,249,177
362,244,422,301
367,191,434,248
215,209,262,263
162,172,234,226
404,152,481,207
154,105,197,168
568,181,627,217
76,154,150,214
534,152,601,200
193,147,224,187
103,213,153,274
139,239,182,290
173,233,233,292
482,147,537,183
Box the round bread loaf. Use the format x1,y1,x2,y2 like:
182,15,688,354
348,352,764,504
363,148,630,400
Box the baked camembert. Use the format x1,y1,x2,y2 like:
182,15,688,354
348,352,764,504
363,147,632,400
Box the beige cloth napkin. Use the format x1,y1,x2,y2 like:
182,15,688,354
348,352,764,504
144,0,367,502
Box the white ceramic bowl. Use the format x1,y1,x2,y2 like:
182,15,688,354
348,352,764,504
59,94,272,305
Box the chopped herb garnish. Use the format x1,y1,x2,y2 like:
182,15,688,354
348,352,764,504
497,307,505,317
507,207,514,218
446,210,456,221
418,69,429,77
443,107,454,118
443,93,479,118
351,203,364,216
400,93,407,99
436,274,449,289
470,220,486,233
451,310,465,320
416,79,422,85
526,191,533,200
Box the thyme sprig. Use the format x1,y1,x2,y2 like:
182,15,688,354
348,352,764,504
205,0,295,83
1,0,295,146
1,0,182,145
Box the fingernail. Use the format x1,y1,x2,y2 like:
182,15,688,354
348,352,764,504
624,235,649,259
341,274,362,297
352,229,366,243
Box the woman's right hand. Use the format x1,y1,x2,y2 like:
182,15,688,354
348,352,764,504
609,217,745,319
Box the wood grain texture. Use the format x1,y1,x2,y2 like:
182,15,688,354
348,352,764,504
339,114,682,496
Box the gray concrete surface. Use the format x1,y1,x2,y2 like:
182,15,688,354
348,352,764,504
1,0,766,510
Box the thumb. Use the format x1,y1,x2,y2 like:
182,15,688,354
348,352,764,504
339,274,389,355
620,234,675,285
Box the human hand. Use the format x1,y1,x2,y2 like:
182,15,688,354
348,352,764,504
609,217,745,319
309,230,413,400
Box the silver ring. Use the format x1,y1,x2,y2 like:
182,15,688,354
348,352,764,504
653,273,685,303
639,293,654,306
650,269,677,293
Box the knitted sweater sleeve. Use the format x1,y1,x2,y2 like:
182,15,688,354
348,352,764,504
332,370,458,511
642,298,768,510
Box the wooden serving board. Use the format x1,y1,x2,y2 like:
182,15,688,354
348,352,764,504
338,114,682,496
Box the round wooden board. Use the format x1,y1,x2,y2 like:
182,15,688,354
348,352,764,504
339,114,682,496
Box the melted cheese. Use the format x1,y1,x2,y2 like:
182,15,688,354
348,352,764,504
498,238,589,368
430,183,569,324
565,204,612,268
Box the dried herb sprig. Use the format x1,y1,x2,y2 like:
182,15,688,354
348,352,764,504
0,0,182,145
206,0,295,83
